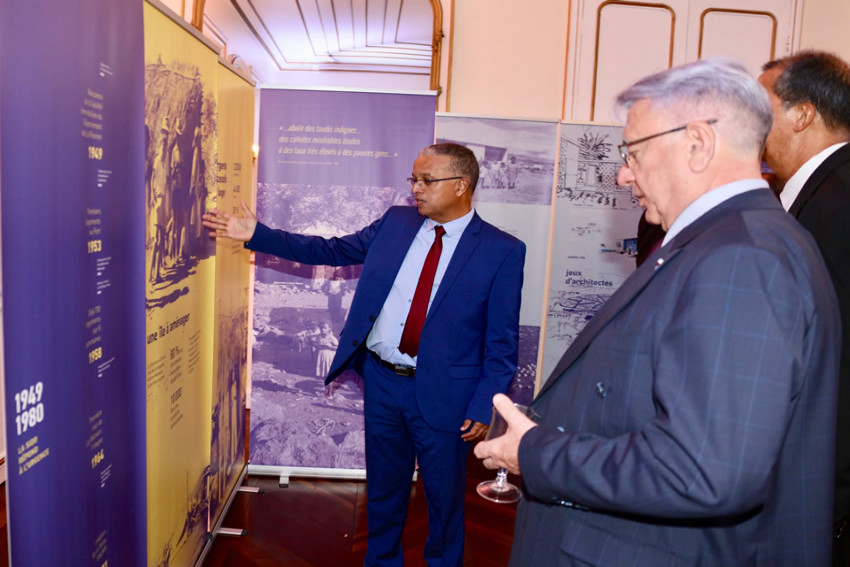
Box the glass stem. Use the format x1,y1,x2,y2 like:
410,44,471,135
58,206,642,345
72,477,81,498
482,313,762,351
495,468,508,487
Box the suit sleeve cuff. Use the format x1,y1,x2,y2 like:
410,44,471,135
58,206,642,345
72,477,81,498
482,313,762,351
244,221,270,251
518,424,569,503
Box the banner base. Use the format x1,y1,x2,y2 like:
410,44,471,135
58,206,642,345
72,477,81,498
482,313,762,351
215,527,248,537
248,464,367,487
195,464,249,566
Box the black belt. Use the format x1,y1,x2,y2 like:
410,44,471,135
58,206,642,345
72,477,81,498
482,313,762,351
370,350,416,377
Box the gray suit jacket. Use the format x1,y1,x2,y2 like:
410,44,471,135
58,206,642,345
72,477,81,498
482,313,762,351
511,189,840,566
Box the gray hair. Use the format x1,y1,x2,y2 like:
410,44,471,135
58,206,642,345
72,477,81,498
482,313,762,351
615,58,773,155
420,143,480,192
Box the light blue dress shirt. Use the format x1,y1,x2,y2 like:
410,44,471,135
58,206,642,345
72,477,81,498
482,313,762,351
662,179,768,246
367,208,475,366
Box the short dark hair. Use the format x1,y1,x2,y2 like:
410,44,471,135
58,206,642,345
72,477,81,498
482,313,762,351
420,143,480,192
763,50,850,133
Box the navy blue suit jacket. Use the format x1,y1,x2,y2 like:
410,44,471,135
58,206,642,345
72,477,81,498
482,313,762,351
511,189,840,566
247,206,526,431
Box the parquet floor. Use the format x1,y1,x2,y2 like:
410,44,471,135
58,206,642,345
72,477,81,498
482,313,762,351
202,453,517,567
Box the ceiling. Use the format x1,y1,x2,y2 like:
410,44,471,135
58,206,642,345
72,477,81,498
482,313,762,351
200,0,438,85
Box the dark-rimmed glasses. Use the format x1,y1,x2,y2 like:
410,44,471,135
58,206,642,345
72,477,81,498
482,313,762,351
618,119,718,165
407,176,462,188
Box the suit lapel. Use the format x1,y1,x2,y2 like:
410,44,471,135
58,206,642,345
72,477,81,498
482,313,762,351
427,212,482,317
789,143,850,217
537,245,681,397
391,210,426,269
366,208,425,307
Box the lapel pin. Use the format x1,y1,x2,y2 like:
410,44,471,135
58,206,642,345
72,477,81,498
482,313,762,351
595,382,609,399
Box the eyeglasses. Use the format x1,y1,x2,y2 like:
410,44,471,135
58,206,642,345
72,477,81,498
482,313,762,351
407,176,463,188
617,119,718,165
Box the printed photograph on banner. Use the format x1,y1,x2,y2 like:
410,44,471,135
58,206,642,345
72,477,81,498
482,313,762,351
541,122,643,382
436,116,554,206
145,60,217,300
436,115,559,404
250,183,412,469
209,308,248,512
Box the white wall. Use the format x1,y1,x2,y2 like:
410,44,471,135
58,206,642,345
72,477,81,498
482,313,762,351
439,0,810,122
799,0,850,61
441,0,569,118
187,0,850,116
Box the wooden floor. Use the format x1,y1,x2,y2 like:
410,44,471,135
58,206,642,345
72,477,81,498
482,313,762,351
0,411,515,567
202,453,517,567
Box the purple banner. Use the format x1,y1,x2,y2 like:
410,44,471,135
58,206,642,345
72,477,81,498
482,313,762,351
251,89,435,471
260,88,434,188
0,0,147,565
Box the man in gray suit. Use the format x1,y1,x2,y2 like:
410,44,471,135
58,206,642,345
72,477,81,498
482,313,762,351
759,49,850,567
476,58,841,566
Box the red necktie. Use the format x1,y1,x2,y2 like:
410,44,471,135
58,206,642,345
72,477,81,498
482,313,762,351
398,225,446,357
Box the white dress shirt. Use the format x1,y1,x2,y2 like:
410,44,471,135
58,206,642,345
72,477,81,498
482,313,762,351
779,142,848,211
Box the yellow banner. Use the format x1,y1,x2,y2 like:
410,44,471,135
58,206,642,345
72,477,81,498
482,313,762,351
207,61,254,530
144,3,218,565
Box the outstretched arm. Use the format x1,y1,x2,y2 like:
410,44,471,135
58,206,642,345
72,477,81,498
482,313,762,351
202,201,257,242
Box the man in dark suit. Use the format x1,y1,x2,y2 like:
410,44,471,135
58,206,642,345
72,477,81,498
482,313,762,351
203,142,525,567
634,210,665,267
759,50,850,566
475,58,840,566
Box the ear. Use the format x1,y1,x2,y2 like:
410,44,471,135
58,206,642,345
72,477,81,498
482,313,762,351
790,102,817,133
456,178,470,196
685,120,715,173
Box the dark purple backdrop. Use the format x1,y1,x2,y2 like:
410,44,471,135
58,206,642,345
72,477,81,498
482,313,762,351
0,0,147,564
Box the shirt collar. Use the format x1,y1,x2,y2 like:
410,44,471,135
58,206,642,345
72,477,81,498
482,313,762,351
779,142,848,211
662,179,768,245
426,207,475,237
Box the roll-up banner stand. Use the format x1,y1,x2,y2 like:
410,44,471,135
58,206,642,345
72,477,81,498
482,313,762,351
248,87,436,484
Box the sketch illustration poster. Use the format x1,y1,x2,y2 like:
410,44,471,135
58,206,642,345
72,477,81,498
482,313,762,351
143,3,218,565
251,88,435,472
435,114,558,404
540,122,643,383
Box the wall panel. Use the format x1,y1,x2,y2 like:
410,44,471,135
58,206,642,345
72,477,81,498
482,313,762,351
448,0,569,118
591,3,675,122
565,0,799,122
697,10,775,77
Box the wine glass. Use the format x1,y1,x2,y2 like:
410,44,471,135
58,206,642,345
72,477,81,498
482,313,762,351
476,402,536,504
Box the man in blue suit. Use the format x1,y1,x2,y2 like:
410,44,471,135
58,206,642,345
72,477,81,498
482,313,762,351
203,142,525,567
476,59,840,566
